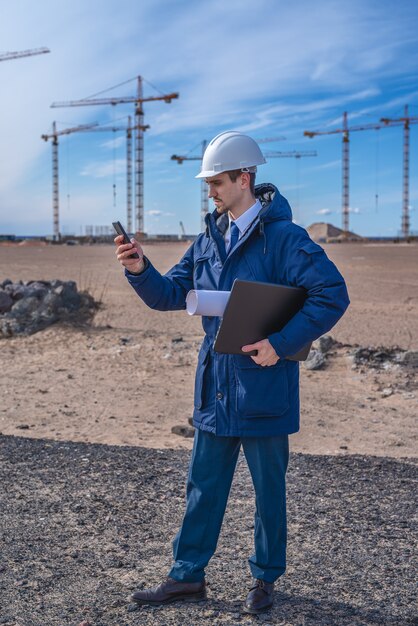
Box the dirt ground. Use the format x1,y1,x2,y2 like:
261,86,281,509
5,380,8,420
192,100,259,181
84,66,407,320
0,241,417,458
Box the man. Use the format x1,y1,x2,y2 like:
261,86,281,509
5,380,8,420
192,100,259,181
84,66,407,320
115,131,349,614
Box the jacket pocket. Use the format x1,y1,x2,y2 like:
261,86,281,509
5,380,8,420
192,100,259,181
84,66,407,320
299,241,325,256
233,354,289,418
194,342,211,409
193,254,219,291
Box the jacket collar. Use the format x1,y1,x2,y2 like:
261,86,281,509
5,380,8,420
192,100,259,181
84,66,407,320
204,183,292,259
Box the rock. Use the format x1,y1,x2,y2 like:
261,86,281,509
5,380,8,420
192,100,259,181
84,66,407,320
398,351,418,368
41,291,63,313
203,609,219,617
54,281,81,310
0,291,13,313
381,388,394,397
26,282,49,299
304,349,326,370
26,279,50,286
24,311,58,335
36,302,59,322
171,425,195,438
4,283,30,301
1,279,13,288
50,279,64,289
0,280,97,338
10,296,39,317
0,317,23,337
313,334,335,353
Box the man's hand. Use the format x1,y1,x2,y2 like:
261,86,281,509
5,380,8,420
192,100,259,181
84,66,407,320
241,339,280,367
114,235,145,274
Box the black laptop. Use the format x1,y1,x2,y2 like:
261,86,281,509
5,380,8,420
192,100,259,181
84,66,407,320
213,279,312,361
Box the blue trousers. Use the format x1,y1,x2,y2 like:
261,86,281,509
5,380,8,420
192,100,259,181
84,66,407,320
168,428,289,583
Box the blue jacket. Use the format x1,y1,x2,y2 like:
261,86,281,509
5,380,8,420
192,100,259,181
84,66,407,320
126,183,349,437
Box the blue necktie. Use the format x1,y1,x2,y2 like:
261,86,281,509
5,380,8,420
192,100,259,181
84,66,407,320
228,221,239,255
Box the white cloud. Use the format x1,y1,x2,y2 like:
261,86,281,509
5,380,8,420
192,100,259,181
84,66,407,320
147,210,162,216
80,159,126,178
317,208,333,215
312,159,341,171
100,136,126,150
146,210,175,217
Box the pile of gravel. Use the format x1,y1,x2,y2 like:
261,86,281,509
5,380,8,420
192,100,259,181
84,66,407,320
0,279,97,337
350,345,418,371
304,335,418,381
0,435,416,626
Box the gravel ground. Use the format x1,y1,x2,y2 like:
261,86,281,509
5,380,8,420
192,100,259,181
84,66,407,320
0,435,416,626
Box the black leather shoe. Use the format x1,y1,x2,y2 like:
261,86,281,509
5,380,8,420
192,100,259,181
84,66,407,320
243,578,274,614
131,577,206,606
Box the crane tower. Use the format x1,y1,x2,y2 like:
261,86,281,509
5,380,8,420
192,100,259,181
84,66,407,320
51,76,179,235
305,111,418,236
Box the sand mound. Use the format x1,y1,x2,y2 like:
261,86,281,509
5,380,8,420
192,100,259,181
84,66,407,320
307,222,362,242
17,239,49,247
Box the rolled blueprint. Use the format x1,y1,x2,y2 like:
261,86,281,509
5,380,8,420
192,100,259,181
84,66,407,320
186,290,230,317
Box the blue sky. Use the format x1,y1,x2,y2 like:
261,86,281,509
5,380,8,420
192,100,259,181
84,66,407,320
1,0,418,237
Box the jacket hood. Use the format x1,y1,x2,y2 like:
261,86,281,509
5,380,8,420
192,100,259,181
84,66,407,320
255,183,293,223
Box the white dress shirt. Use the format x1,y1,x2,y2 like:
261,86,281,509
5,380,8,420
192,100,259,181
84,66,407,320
224,199,262,251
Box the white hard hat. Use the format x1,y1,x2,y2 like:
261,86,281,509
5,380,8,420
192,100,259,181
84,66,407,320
195,131,266,179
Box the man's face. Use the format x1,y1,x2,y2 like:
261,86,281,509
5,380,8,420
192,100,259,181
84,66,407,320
205,172,242,214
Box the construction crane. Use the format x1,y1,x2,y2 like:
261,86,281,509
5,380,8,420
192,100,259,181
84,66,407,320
0,47,50,62
51,76,179,236
305,111,418,236
179,221,186,240
304,113,393,232
263,150,317,159
253,136,286,143
380,105,418,238
303,111,418,232
42,119,147,238
75,118,149,233
171,147,317,230
41,122,99,240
